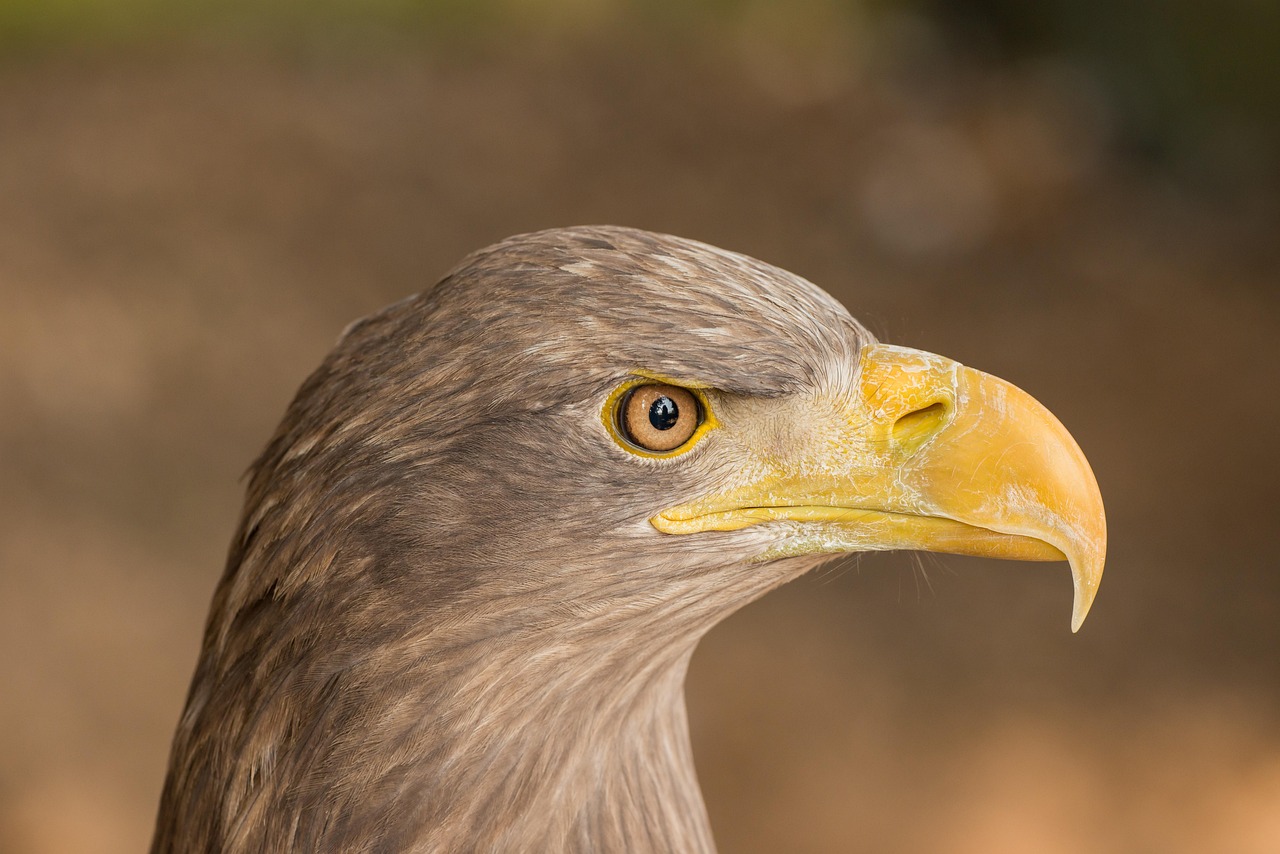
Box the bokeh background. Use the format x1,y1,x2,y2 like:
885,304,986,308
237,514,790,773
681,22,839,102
2,2,1277,852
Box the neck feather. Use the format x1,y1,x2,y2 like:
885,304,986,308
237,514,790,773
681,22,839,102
153,576,723,854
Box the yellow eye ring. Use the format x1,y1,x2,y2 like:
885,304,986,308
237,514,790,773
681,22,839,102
602,376,717,458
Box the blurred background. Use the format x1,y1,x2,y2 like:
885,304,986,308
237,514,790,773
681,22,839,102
1,1,1277,852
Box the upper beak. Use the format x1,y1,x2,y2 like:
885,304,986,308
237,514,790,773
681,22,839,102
652,344,1107,631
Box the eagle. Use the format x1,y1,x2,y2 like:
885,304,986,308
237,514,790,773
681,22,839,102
151,226,1105,853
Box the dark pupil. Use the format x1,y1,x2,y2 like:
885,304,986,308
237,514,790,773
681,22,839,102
649,396,680,431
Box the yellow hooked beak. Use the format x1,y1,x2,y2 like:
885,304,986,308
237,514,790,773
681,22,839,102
652,344,1106,631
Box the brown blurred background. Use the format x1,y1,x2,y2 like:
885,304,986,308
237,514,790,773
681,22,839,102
1,1,1277,852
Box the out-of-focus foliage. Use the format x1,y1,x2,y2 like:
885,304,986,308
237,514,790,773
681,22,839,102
2,0,1276,194
916,0,1280,192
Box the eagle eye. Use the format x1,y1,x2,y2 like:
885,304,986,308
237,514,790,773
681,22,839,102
612,382,706,454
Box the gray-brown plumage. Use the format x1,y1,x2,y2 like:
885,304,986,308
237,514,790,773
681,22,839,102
152,226,1105,852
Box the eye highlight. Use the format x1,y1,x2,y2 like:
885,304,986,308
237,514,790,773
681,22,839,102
604,379,715,457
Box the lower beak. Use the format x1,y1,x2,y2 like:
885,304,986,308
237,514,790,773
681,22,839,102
652,344,1107,632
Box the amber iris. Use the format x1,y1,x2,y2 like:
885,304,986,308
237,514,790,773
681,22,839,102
620,384,700,452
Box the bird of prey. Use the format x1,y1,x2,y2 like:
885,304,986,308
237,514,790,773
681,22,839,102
151,226,1105,853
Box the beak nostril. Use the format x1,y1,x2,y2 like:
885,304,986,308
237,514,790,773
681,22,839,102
892,402,948,443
